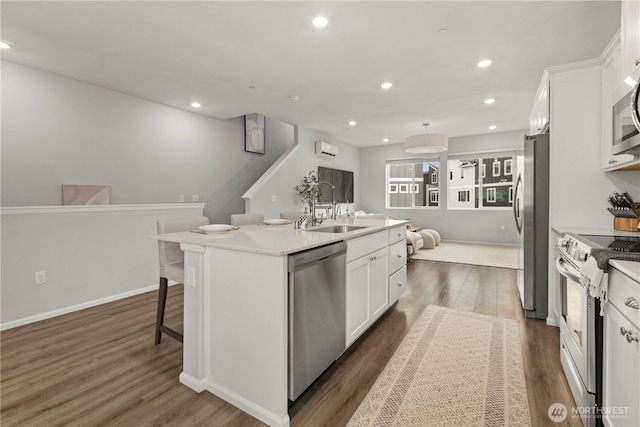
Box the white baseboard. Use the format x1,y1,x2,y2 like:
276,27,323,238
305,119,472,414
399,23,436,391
0,281,179,331
205,380,290,427
179,372,206,393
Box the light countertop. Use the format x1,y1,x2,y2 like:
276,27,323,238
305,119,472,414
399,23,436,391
552,226,640,283
151,218,408,256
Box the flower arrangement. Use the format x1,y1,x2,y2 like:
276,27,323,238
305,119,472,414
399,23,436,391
295,170,323,209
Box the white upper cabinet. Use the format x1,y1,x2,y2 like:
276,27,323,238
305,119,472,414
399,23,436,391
621,0,640,82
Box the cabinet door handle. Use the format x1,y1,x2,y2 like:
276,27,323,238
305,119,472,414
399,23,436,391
397,254,402,258
620,327,639,343
624,297,639,309
397,282,403,287
635,58,640,66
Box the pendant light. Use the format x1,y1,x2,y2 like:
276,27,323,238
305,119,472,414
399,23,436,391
404,123,449,153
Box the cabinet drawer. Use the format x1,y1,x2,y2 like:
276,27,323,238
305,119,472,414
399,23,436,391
389,266,407,305
609,268,640,328
388,240,406,274
388,226,406,245
347,231,387,262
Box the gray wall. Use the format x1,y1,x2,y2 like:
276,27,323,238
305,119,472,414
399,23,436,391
247,127,360,219
1,61,294,222
359,130,526,244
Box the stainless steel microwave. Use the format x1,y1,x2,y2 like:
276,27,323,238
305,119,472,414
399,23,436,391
613,81,640,156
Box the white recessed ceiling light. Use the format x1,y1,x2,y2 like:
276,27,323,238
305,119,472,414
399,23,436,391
348,120,357,126
488,125,497,130
191,102,201,108
484,98,495,104
383,138,389,142
381,82,393,89
624,76,637,87
312,16,328,28
477,59,492,68
0,41,10,49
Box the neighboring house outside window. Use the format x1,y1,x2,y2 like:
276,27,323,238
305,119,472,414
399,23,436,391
448,153,517,210
430,189,439,204
386,159,440,209
492,160,501,177
486,187,497,203
386,152,516,210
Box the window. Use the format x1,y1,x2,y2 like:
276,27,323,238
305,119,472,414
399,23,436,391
386,159,440,208
486,188,496,203
387,152,516,210
447,152,517,210
492,160,501,177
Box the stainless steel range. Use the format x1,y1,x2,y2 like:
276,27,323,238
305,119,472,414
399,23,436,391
555,232,640,427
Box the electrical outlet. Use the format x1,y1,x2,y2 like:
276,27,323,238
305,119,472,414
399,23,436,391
35,271,47,285
186,267,196,287
271,195,276,202
192,195,199,202
179,195,185,203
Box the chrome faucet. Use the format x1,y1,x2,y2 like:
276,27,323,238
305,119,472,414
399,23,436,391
317,181,338,220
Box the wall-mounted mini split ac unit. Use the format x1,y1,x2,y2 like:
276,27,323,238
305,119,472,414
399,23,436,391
315,141,338,158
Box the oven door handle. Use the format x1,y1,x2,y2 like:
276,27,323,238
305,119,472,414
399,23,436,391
555,257,582,284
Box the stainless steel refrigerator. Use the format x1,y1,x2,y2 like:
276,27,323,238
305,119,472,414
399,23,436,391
513,133,549,319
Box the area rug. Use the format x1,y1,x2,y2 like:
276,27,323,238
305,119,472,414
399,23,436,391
347,305,531,427
411,241,518,269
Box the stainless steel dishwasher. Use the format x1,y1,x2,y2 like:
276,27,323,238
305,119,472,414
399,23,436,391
288,241,347,402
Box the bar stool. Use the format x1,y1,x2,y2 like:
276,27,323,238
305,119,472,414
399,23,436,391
230,213,264,226
156,216,208,345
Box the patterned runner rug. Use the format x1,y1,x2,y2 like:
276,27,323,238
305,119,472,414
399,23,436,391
347,306,531,427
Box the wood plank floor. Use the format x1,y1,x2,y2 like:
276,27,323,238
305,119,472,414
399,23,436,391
1,260,581,426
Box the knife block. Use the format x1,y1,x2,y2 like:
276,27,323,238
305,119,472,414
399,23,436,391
613,203,640,232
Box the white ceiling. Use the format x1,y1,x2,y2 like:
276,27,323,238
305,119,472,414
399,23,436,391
0,1,621,147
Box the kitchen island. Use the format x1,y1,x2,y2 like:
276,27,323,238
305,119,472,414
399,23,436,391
152,218,407,427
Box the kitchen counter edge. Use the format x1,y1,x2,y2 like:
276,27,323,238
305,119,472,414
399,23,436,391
151,219,409,257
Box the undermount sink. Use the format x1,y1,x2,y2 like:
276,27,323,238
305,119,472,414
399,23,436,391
309,225,369,233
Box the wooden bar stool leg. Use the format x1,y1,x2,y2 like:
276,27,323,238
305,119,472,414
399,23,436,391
155,277,169,345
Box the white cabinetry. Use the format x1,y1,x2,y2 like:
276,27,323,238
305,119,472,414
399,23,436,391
346,230,390,347
621,0,640,82
602,35,637,170
529,71,550,135
603,268,640,427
